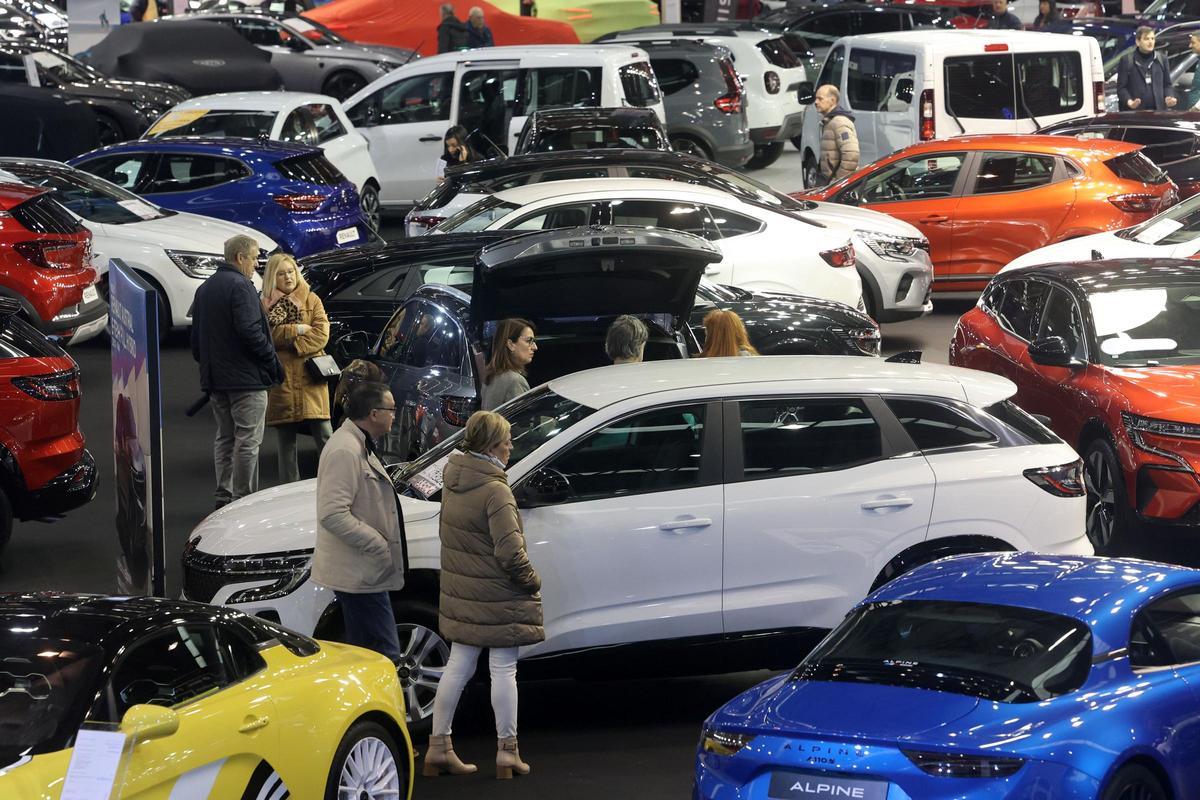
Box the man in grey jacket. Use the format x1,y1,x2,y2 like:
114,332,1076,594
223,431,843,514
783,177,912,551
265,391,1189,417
313,381,407,661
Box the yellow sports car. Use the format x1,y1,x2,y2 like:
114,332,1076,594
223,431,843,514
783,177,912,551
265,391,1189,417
0,593,413,800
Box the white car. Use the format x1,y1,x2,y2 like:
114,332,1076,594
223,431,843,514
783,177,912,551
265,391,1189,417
143,92,382,230
184,356,1090,726
0,158,278,339
431,177,866,310
1003,192,1200,273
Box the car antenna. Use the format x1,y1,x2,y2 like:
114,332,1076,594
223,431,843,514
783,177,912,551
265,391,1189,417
401,42,423,66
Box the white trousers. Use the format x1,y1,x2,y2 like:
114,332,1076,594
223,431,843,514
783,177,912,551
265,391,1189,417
431,643,519,738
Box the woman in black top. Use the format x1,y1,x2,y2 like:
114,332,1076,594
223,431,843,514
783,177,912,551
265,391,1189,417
436,125,479,184
1031,0,1057,29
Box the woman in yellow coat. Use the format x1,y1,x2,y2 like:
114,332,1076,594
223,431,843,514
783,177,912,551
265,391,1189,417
262,253,333,482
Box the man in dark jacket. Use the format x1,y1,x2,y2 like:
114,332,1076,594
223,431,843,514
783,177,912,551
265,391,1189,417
191,234,283,508
467,7,494,48
1117,27,1178,111
986,0,1022,29
437,3,469,54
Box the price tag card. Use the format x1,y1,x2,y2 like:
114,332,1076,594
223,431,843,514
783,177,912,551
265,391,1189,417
60,729,126,800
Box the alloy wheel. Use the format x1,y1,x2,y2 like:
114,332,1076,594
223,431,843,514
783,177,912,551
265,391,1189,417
803,160,821,190
1084,449,1116,552
337,736,400,800
324,71,367,101
395,622,449,724
1116,782,1162,800
360,186,381,232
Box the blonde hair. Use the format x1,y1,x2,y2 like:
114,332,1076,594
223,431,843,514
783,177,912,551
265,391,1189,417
700,309,758,358
262,253,305,300
462,410,510,454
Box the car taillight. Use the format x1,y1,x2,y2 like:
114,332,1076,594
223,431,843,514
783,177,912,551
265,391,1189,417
1108,193,1157,213
902,750,1026,778
14,240,82,270
273,194,325,212
407,214,446,229
442,395,475,427
715,92,743,113
12,368,80,401
919,89,935,141
764,70,780,94
820,244,855,268
1093,80,1105,114
1023,460,1085,497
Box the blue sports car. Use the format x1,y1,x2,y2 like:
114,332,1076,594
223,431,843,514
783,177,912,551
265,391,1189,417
68,137,369,258
696,552,1200,800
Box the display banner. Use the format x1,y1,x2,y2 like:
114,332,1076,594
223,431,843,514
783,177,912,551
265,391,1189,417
110,259,166,597
69,0,120,53
703,0,735,21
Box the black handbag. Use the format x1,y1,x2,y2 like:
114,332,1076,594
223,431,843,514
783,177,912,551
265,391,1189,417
305,353,341,381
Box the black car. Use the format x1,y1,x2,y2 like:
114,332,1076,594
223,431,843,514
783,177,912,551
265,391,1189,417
756,2,954,60
1040,112,1200,198
0,82,100,159
512,107,670,156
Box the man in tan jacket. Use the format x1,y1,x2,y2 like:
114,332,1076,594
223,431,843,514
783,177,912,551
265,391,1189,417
815,84,860,186
313,381,407,661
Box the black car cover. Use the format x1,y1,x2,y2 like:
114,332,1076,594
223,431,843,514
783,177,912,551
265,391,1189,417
0,84,99,160
81,21,283,95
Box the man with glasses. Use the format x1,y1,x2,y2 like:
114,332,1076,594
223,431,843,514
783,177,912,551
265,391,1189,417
313,381,408,662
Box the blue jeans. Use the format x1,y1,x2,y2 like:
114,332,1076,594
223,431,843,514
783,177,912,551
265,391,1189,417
335,590,401,663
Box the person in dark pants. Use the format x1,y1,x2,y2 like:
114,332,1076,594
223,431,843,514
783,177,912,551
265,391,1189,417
467,7,494,47
437,3,469,53
313,381,408,663
191,234,283,509
1117,27,1178,111
987,0,1022,30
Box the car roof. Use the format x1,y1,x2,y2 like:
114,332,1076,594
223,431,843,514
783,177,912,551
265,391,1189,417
0,593,234,646
75,136,318,159
547,354,1017,411
632,39,733,56
1001,257,1200,292
1049,110,1200,130
833,29,1098,52
606,26,784,44
871,552,1200,654
528,106,661,124
446,148,709,181
170,91,339,112
403,44,649,68
895,134,1137,158
491,176,750,204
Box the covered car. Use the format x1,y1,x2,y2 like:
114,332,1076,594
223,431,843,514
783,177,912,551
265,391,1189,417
0,83,99,159
80,20,283,95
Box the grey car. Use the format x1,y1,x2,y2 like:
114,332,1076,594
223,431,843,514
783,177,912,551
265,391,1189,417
182,13,418,100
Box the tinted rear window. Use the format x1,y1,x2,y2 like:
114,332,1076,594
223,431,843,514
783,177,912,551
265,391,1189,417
757,37,800,69
12,193,84,235
0,311,65,359
275,154,346,186
619,62,662,107
1105,151,1169,184
944,51,1083,120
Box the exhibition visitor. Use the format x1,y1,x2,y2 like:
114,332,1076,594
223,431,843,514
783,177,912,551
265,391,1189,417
333,359,385,417
606,314,648,364
313,381,408,662
436,125,480,184
262,253,333,484
426,410,542,780
481,318,537,410
986,0,1022,30
437,3,469,53
701,309,759,357
1180,33,1200,109
1117,27,1177,110
191,234,283,509
467,6,495,48
814,84,859,186
1029,0,1057,29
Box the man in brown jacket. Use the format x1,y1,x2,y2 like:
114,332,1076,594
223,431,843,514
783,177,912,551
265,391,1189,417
815,84,860,186
312,381,407,661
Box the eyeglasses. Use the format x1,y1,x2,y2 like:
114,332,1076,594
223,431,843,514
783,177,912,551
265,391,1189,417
374,406,397,413
519,336,537,345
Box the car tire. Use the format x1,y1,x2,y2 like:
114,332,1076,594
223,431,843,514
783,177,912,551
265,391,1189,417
0,489,12,555
391,598,450,735
360,182,382,232
745,142,784,170
1099,764,1168,800
323,719,405,800
95,113,125,146
803,154,822,190
1083,436,1130,556
670,135,711,160
322,70,367,101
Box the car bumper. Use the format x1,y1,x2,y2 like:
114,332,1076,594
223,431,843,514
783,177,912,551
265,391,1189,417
285,216,374,259
859,249,934,323
31,292,108,338
750,112,805,144
17,448,98,520
714,140,755,168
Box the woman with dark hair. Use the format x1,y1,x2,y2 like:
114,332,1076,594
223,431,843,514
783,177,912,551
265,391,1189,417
1031,0,1056,28
436,125,479,184
700,309,759,358
481,318,536,410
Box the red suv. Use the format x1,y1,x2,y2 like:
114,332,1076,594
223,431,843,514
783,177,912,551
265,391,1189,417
0,299,96,551
0,183,103,340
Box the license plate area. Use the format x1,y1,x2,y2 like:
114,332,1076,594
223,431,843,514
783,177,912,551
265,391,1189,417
336,226,360,245
768,770,889,800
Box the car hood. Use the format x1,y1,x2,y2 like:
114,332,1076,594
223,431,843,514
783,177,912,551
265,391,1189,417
96,209,279,252
105,77,190,107
694,284,872,328
802,200,923,239
1106,366,1200,421
314,42,417,63
60,80,139,105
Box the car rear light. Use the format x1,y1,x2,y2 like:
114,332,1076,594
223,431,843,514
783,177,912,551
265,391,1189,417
715,92,743,113
1094,80,1105,114
12,368,80,401
919,89,935,141
1108,193,1158,213
984,43,1008,52
1023,460,1085,497
273,194,325,212
701,728,756,757
902,750,1025,778
407,214,447,230
819,244,855,268
13,240,83,270
441,395,475,427
764,70,780,94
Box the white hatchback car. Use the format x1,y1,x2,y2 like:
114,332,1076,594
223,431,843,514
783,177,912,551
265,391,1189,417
431,177,865,310
185,356,1090,726
143,92,382,230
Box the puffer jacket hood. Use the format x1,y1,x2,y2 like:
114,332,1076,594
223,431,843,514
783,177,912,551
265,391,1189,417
442,451,500,493
825,105,855,122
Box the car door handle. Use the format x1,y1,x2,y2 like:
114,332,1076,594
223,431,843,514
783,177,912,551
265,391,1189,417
660,517,713,532
918,215,949,224
861,497,914,510
238,714,270,734
418,135,441,142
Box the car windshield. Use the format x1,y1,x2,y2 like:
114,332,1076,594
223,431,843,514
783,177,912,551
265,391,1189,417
397,387,594,500
794,600,1092,703
284,16,344,45
0,633,106,764
3,164,169,224
144,110,275,140
1089,283,1200,366
1117,194,1200,245
433,195,519,233
694,161,813,211
29,50,93,83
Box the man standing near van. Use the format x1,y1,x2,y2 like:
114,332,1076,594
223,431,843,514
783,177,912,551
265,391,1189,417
986,0,1021,30
814,84,859,186
437,3,469,54
1117,27,1177,111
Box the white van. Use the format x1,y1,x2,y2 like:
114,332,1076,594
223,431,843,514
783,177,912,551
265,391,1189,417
343,45,667,209
797,30,1105,187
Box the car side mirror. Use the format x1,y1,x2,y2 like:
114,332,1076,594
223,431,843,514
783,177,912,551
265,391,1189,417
1028,336,1083,368
286,36,307,51
514,468,570,509
840,190,861,206
335,330,370,361
797,81,814,105
895,77,914,104
119,704,179,742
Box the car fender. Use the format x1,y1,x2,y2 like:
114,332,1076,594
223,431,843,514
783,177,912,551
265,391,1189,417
867,534,1015,594
666,122,718,153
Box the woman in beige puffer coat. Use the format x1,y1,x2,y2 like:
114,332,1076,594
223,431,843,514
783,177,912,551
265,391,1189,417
425,410,542,781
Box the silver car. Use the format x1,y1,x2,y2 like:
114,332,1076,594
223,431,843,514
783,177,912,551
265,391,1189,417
181,13,418,100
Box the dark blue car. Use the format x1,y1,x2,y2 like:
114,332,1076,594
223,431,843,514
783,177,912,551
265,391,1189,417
68,138,369,258
697,552,1200,800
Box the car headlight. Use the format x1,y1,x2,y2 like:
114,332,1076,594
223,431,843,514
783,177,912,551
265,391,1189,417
832,325,881,357
226,566,312,605
166,250,224,279
1122,411,1200,469
700,728,755,757
855,230,927,262
374,60,397,72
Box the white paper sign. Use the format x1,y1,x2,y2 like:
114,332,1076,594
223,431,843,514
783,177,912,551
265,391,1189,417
1133,218,1184,245
116,199,160,221
60,729,126,800
336,226,360,245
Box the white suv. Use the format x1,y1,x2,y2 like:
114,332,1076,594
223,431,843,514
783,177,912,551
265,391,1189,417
184,356,1090,727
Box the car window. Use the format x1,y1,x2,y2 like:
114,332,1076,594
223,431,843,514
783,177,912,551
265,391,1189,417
996,278,1052,341
706,206,761,238
971,152,1057,195
414,262,475,291
542,404,708,500
232,16,288,47
856,10,904,33
144,154,249,194
308,104,346,144
527,67,601,113
945,51,1082,120
1121,127,1197,164
757,37,800,69
4,164,169,225
217,626,267,680
738,398,883,479
1131,592,1200,669
1038,286,1087,360
458,68,521,156
803,12,854,40
279,107,320,146
401,304,464,369
609,199,712,238
650,58,700,95
0,52,29,84
339,266,411,300
378,304,417,361
505,202,594,230
886,398,997,451
816,45,845,89
75,153,155,191
350,71,453,127
848,48,916,112
850,152,966,204
436,195,520,232
145,110,275,139
618,62,661,108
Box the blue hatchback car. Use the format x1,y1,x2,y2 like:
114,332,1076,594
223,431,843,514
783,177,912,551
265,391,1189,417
696,552,1200,800
68,138,369,258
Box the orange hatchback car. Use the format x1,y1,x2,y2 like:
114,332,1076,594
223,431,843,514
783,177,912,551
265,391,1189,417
795,135,1178,292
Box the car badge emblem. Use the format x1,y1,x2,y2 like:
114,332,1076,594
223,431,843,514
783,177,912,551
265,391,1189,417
192,59,226,67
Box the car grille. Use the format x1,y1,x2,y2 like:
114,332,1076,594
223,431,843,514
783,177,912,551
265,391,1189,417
13,193,85,235
275,154,346,186
181,538,312,604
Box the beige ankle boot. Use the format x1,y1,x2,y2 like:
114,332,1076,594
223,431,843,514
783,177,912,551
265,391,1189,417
422,734,477,777
496,737,530,779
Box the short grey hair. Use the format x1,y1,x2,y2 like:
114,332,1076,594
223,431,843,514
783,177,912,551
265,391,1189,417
816,84,840,102
605,314,649,361
440,2,455,16
223,234,258,264
469,5,484,18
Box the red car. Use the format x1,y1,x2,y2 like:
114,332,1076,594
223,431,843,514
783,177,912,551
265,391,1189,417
0,298,96,551
950,258,1200,555
0,182,103,340
796,135,1177,293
